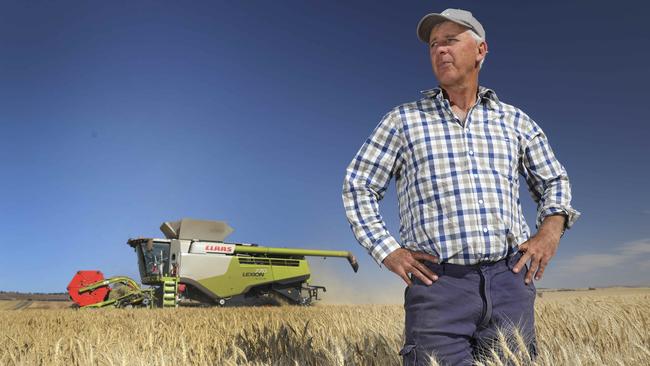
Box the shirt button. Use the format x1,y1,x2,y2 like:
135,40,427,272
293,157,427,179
468,150,474,155
483,227,488,233
478,199,484,205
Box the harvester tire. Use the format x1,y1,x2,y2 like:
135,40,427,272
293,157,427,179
268,292,294,306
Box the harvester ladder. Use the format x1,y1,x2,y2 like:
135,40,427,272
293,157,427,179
161,277,178,308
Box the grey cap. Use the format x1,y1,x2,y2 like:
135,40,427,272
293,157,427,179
417,8,485,43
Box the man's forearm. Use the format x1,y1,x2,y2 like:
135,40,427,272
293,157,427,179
342,185,402,265
536,214,567,240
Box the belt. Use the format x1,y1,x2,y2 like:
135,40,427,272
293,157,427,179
421,251,523,278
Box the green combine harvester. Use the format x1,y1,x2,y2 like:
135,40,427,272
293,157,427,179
67,219,358,308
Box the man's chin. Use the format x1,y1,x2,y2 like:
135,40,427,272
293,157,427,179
436,77,459,88
433,70,456,84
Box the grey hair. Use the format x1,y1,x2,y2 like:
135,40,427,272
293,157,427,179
467,30,486,69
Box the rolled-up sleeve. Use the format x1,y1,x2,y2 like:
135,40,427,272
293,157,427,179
342,110,403,265
518,118,581,231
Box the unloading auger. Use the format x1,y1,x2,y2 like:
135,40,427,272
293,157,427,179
67,219,358,308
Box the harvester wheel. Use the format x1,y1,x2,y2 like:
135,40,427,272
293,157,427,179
268,292,294,306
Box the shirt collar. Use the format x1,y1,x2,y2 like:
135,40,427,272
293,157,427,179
420,86,500,105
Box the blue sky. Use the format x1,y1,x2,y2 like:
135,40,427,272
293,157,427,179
1,1,648,299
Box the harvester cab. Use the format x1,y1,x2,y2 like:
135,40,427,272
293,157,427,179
68,219,359,308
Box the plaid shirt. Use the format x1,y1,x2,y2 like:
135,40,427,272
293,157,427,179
342,87,580,265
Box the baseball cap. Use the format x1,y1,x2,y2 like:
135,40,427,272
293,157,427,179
417,8,486,43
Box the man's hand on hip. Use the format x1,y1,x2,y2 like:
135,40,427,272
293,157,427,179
383,248,439,287
513,214,566,284
513,231,561,284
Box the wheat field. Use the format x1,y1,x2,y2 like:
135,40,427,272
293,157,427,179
1,288,648,366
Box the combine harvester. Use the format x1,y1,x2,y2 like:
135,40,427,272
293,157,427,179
67,219,358,308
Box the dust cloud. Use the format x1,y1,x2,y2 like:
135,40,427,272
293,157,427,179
307,257,405,304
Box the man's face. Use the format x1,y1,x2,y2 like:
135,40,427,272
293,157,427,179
428,21,486,87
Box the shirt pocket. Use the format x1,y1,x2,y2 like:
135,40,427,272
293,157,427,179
473,133,517,181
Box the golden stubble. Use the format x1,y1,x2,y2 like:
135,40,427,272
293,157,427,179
1,288,649,365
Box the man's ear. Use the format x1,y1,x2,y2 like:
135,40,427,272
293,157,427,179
477,41,488,63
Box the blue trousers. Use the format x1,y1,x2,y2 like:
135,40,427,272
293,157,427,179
400,252,537,366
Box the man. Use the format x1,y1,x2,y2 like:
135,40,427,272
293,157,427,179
342,8,580,366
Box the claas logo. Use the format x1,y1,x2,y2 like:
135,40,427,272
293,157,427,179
205,245,234,253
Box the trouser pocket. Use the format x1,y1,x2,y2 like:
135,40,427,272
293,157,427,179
399,344,417,365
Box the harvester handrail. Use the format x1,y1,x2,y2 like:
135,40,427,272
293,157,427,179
79,276,141,294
